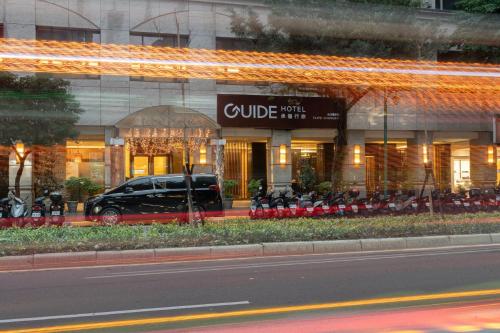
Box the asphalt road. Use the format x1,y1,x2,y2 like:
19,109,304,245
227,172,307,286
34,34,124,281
2,244,500,332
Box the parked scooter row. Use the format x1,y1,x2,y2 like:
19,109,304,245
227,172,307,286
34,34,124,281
0,190,65,228
249,187,500,219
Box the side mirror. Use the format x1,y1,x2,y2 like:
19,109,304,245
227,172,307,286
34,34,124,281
125,187,134,194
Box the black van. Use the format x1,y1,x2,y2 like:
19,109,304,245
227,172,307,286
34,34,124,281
84,174,223,225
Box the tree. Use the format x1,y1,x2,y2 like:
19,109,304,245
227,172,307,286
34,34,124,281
229,0,432,189
0,73,82,196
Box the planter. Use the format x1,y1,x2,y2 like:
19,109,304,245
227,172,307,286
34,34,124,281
223,198,234,210
67,201,78,214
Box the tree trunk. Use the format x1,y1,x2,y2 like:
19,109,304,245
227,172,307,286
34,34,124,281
14,150,30,197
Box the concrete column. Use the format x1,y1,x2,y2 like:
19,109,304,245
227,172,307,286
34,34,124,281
269,130,292,190
104,127,116,189
342,130,366,196
470,132,496,189
407,131,434,194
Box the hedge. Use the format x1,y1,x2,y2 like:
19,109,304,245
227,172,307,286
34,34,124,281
1,212,500,256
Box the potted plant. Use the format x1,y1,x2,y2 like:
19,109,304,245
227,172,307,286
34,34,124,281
248,179,262,197
64,177,103,213
223,179,238,210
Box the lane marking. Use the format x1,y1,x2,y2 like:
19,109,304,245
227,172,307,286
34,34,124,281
2,243,500,274
86,247,500,279
2,289,500,333
0,301,250,324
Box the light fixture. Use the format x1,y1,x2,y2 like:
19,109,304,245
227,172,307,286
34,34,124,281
199,145,207,165
488,145,494,164
423,144,429,164
74,152,82,164
279,144,287,165
15,141,24,164
353,144,361,166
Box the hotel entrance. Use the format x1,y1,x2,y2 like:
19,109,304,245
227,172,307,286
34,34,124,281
129,153,184,177
115,105,220,185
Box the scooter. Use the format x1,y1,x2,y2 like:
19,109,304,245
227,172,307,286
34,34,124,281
48,191,65,226
28,190,48,227
8,191,29,227
249,186,267,219
0,197,12,228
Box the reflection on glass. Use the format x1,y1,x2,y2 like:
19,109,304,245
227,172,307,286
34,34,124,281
133,156,149,177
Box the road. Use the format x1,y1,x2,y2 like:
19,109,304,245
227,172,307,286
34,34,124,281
1,244,500,332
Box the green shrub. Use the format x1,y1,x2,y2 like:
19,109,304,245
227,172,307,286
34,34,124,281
64,176,103,201
317,181,332,194
248,179,262,196
223,179,238,199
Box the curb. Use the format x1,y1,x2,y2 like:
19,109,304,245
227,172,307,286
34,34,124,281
1,233,499,271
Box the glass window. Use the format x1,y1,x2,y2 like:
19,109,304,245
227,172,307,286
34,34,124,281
36,26,100,43
193,175,217,188
166,176,186,189
132,156,149,177
66,139,105,186
127,178,153,191
130,32,189,82
36,26,100,79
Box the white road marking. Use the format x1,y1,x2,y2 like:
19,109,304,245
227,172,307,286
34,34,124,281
2,243,500,274
0,301,250,324
86,247,500,279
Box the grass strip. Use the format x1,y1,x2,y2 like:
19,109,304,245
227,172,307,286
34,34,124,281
1,212,500,256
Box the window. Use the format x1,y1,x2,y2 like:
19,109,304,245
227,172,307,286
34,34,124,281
66,139,105,186
127,178,154,192
36,26,100,79
166,176,186,189
130,32,189,82
154,176,186,190
216,37,255,51
36,26,100,43
215,37,268,86
193,175,217,188
0,24,4,38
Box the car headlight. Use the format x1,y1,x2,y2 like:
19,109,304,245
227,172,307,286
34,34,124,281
93,205,102,214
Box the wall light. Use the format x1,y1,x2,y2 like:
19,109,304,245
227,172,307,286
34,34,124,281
423,144,429,164
353,144,361,166
199,145,207,165
488,145,494,164
15,141,24,164
279,144,287,165
73,152,82,164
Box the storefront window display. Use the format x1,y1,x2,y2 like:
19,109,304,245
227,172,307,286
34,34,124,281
450,143,470,191
65,140,105,186
291,142,333,189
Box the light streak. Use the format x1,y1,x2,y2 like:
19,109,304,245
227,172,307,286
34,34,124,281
2,288,500,333
0,38,498,94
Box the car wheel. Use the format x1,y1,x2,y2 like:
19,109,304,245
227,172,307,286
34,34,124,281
100,208,121,226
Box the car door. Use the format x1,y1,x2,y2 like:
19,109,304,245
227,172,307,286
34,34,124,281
165,176,187,218
122,177,156,218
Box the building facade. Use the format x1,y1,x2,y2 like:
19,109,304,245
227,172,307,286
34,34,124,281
0,0,497,201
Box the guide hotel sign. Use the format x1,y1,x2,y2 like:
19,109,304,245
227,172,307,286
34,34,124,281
217,94,346,130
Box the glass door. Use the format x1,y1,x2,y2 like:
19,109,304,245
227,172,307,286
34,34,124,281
131,155,172,177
